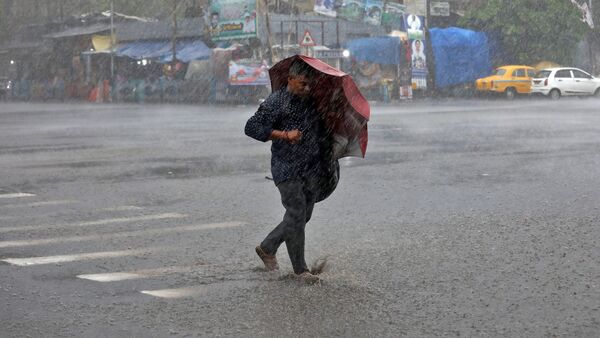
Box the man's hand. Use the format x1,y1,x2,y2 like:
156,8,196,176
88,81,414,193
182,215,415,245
271,129,302,144
285,130,302,144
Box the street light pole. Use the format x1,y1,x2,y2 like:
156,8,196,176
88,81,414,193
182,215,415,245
110,0,114,79
172,0,178,71
425,0,433,95
590,0,595,74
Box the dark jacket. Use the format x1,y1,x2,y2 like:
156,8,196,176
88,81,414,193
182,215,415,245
245,88,340,201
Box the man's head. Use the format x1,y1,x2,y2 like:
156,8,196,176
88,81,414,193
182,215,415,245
287,60,314,97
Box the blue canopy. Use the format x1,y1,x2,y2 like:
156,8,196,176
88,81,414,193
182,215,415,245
344,36,402,65
115,41,171,59
429,27,492,88
115,40,211,63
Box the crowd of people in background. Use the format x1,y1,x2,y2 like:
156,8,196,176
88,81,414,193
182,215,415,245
5,73,197,104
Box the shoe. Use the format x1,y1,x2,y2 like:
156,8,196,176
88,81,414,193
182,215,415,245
255,246,279,271
294,271,321,284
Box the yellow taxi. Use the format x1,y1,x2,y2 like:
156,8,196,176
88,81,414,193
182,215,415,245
475,65,536,99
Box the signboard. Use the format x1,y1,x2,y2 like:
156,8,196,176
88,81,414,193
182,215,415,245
403,0,427,16
381,2,406,28
410,37,427,90
337,0,367,22
314,0,337,17
228,59,270,85
300,30,316,46
209,0,257,41
405,13,427,90
363,0,384,25
313,49,345,59
430,1,450,16
405,13,425,40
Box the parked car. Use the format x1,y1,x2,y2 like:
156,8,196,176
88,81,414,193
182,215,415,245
475,65,536,99
531,67,600,100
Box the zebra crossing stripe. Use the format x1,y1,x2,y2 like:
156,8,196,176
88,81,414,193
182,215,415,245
100,206,143,211
0,221,244,248
140,286,206,299
1,248,157,266
140,280,249,299
0,200,75,209
77,266,194,282
0,193,35,199
0,213,187,233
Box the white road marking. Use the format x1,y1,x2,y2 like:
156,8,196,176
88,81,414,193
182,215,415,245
140,286,206,299
1,248,156,266
100,206,143,211
77,266,194,282
0,193,36,199
0,213,187,233
0,200,75,209
140,281,250,299
0,221,243,248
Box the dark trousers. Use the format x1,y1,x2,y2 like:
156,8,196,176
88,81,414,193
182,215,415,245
260,178,319,274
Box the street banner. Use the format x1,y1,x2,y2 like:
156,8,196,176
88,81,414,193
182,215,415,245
381,2,406,28
410,38,427,89
209,0,258,41
314,0,337,17
430,1,450,16
228,59,270,85
337,0,367,22
363,0,384,25
403,0,427,16
405,13,425,40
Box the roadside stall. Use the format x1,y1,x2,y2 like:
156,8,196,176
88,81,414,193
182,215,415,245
209,0,270,102
111,39,211,102
429,27,492,94
344,36,407,101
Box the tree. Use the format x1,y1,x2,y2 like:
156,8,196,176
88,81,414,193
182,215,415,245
459,0,588,65
0,5,6,44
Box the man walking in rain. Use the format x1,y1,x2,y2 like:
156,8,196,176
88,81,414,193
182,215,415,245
245,60,331,283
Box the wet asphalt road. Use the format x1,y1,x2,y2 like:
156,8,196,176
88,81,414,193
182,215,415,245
1,99,599,337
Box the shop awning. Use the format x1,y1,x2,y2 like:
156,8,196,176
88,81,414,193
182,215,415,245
115,41,172,59
160,40,211,63
114,39,211,62
44,23,112,39
91,34,116,52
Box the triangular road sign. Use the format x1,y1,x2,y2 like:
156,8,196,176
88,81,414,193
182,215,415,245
300,30,316,47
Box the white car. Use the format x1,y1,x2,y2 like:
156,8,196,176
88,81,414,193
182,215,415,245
531,67,600,99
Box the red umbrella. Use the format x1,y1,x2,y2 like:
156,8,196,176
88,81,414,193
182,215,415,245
269,54,370,159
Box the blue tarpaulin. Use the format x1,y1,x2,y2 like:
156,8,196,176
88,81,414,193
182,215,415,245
344,36,402,65
115,40,211,63
429,27,492,88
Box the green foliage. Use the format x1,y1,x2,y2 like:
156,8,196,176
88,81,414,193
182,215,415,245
459,0,588,65
0,5,5,43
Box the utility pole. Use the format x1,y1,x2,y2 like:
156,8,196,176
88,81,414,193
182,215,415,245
425,0,434,95
590,0,595,74
110,0,115,80
172,0,178,73
263,0,274,64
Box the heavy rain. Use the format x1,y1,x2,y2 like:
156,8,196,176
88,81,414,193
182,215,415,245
1,0,599,337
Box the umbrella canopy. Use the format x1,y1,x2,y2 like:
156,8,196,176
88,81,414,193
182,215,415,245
269,55,370,159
